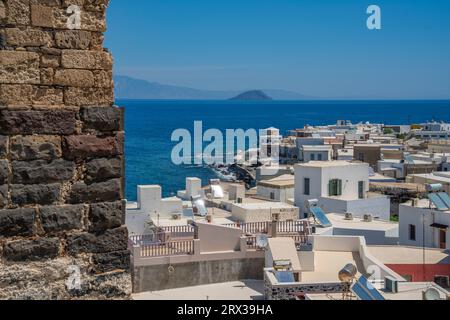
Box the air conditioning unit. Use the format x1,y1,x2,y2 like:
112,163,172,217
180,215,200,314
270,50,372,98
385,276,399,293
345,212,354,220
363,214,373,222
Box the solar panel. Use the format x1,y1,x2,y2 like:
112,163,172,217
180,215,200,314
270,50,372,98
437,192,450,209
428,193,449,211
275,271,295,283
351,275,385,301
310,206,332,228
192,196,208,216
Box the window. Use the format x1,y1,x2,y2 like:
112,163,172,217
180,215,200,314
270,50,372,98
318,153,323,161
270,192,275,200
310,154,315,161
409,224,416,241
304,178,310,195
358,181,365,199
329,179,342,196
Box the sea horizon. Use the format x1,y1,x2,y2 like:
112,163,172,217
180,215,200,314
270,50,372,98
121,99,450,201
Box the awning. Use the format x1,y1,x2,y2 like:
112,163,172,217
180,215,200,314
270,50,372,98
430,223,449,229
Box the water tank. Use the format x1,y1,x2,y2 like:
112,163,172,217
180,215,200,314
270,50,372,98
338,263,357,282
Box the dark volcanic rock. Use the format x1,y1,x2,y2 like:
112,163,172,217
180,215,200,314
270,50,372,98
3,238,60,262
10,135,62,161
0,185,7,208
0,135,7,158
68,179,121,204
66,227,128,255
0,159,8,184
81,106,122,132
0,208,36,237
0,110,76,135
12,159,75,184
11,184,61,206
40,204,85,234
88,201,124,233
85,157,122,183
63,135,123,159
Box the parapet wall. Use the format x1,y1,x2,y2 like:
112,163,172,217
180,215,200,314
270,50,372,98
0,0,130,299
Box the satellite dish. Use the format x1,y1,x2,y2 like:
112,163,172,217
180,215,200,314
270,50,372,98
423,288,441,301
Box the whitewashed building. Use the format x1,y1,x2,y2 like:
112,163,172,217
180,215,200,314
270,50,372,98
294,161,390,220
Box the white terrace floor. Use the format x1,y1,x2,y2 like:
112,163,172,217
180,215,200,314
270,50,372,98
132,280,265,300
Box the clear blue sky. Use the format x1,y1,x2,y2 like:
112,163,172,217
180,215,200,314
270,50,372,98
105,0,450,99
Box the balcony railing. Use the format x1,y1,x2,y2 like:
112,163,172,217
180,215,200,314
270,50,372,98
140,240,195,257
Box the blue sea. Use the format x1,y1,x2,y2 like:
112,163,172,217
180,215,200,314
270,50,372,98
120,100,450,200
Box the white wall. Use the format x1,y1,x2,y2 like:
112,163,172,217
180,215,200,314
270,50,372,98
257,185,294,203
399,204,450,250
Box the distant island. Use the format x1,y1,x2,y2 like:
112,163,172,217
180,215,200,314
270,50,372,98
229,90,273,101
114,75,313,100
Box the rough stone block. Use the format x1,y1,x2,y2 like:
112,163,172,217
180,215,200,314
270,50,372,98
11,183,61,206
0,109,76,135
88,201,123,233
0,159,8,184
66,226,128,255
0,135,8,158
92,250,130,273
0,185,8,208
93,70,112,88
55,30,91,49
61,50,112,70
12,159,75,184
10,135,62,161
84,0,110,13
5,27,54,47
41,54,60,68
40,204,85,233
3,238,60,262
63,135,122,159
0,84,64,106
5,0,31,25
64,86,114,106
68,179,121,204
54,69,94,87
81,106,121,131
0,207,36,237
0,51,40,84
85,157,121,183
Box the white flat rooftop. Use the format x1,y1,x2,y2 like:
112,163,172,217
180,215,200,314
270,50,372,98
233,202,297,210
368,246,450,265
296,160,362,168
132,280,264,300
300,251,364,283
317,213,398,232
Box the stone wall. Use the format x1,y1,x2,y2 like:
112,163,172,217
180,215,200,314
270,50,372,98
0,0,130,299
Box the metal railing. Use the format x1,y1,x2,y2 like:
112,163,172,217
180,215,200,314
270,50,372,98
140,240,195,257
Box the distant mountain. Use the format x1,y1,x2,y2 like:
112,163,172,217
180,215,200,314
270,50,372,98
230,90,273,101
114,75,313,100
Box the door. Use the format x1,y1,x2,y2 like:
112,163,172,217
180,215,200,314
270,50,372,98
439,229,447,249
